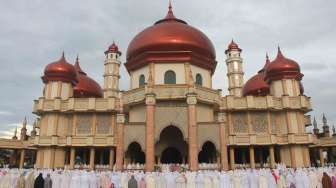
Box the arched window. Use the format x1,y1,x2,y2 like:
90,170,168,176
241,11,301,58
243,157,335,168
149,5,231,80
139,74,145,87
164,70,176,84
195,73,203,86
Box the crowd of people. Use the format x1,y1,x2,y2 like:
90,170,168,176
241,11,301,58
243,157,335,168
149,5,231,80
0,164,336,188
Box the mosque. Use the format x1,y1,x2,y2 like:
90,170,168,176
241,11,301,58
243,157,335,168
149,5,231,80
0,3,335,171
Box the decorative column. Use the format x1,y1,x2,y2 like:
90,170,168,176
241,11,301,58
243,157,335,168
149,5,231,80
290,146,296,168
70,147,75,169
319,147,325,167
145,93,156,172
116,113,125,170
89,148,95,170
229,146,235,169
187,93,198,171
19,149,25,168
218,112,229,170
269,145,275,168
109,148,115,170
249,146,255,169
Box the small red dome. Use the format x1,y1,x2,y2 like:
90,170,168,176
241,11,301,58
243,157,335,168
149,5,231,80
265,47,303,82
243,55,270,96
42,53,78,85
125,4,216,73
105,41,121,55
225,40,242,53
73,57,103,98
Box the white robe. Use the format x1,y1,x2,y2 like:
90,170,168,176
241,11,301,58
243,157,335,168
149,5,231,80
70,173,81,188
195,173,204,188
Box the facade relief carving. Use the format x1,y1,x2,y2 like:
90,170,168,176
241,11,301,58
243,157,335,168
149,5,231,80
198,124,219,151
251,112,268,133
232,113,248,133
154,105,188,141
96,114,112,135
76,114,92,135
124,125,145,152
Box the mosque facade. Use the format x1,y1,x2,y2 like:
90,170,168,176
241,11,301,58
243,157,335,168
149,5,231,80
0,4,335,171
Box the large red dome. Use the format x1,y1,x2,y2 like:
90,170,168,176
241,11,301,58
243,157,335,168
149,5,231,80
125,5,216,73
73,57,103,98
265,48,303,82
42,53,78,85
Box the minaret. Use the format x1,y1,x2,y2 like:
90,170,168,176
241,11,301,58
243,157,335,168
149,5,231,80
313,116,319,135
12,127,18,140
322,113,330,137
104,41,122,98
20,117,27,141
332,125,336,136
225,40,244,97
31,120,37,137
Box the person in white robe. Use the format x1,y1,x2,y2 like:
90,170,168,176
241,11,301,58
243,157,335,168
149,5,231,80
69,171,81,188
195,172,204,188
219,171,231,188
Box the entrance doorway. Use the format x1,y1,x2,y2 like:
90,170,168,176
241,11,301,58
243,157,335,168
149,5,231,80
125,142,145,164
198,141,217,163
155,125,188,164
161,147,182,163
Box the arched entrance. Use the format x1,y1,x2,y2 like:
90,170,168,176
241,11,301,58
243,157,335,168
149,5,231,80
198,141,217,163
161,147,182,163
125,142,145,164
155,125,188,164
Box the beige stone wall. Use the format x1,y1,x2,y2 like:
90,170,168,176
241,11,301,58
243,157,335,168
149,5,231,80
57,115,70,136
271,80,283,97
279,113,288,134
54,148,65,168
154,63,185,85
130,65,149,89
196,104,214,122
45,81,72,99
190,64,211,88
289,112,298,133
129,104,146,122
280,145,291,166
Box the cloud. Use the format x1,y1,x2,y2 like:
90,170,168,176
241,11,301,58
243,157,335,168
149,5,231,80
0,0,335,137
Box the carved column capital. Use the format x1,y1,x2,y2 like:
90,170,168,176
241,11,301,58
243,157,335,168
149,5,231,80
186,94,197,105
116,114,125,124
145,94,156,105
217,112,227,123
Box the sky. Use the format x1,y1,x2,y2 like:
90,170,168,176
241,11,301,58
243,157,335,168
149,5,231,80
0,0,335,138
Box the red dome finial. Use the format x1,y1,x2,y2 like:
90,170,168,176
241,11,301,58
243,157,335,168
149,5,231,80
74,55,86,75
266,52,269,61
259,52,271,73
165,0,176,19
225,39,241,53
277,45,284,58
169,0,172,11
105,41,121,55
